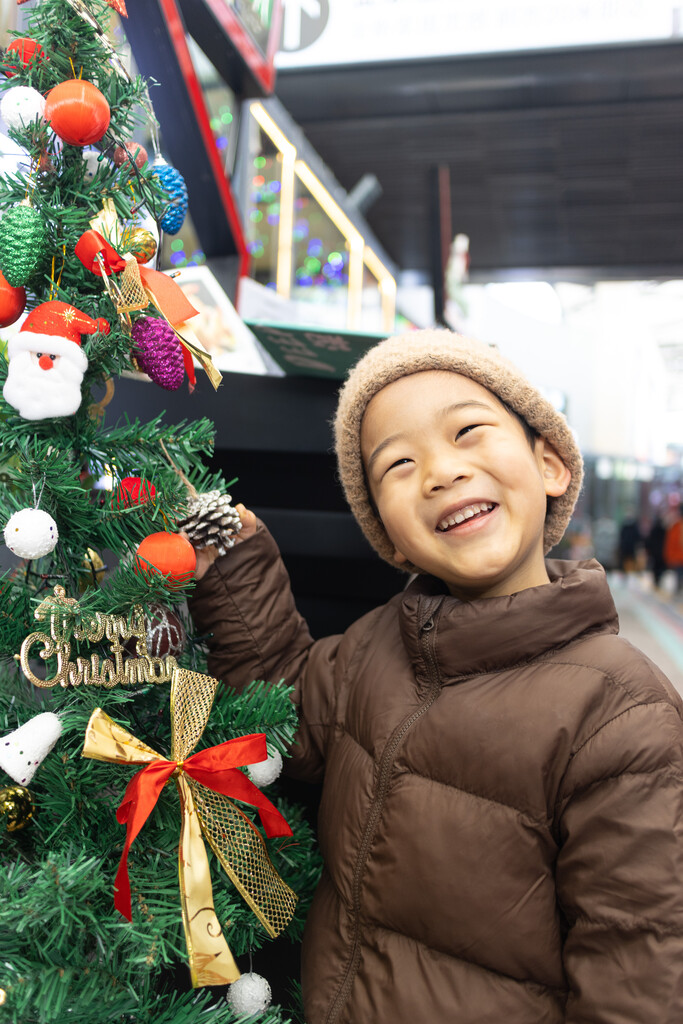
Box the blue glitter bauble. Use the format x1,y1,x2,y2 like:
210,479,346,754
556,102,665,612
152,162,188,235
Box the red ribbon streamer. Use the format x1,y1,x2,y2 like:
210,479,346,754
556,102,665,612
114,732,292,921
181,342,196,391
75,230,127,277
138,265,199,325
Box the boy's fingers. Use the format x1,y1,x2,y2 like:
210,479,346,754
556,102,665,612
234,504,258,538
193,543,219,581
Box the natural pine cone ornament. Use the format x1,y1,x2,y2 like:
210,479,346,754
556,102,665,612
176,490,242,555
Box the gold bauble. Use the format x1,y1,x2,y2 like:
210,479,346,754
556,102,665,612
0,784,34,831
0,988,6,1005
121,227,157,265
78,548,106,592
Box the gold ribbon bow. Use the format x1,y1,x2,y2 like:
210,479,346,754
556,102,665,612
82,667,297,986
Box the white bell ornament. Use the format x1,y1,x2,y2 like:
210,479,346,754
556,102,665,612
0,711,62,785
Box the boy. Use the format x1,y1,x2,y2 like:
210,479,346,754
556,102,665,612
189,330,683,1023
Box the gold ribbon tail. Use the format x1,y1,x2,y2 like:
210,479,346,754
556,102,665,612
176,774,240,986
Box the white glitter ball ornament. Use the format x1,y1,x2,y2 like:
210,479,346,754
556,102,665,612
4,508,58,558
0,711,62,785
1,86,46,130
226,973,272,1015
246,749,283,787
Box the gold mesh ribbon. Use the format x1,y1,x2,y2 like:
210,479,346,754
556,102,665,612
117,255,149,313
82,667,297,987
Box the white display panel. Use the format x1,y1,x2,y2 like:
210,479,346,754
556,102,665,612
276,0,679,69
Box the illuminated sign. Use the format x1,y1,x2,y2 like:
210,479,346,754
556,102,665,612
276,0,679,68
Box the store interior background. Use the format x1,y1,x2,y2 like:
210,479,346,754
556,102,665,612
0,0,682,675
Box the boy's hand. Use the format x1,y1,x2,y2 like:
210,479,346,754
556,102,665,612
189,503,258,580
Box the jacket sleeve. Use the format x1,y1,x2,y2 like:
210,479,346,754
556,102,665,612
555,696,683,1022
186,521,343,782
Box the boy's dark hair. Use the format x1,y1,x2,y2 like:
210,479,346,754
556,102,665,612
499,398,539,450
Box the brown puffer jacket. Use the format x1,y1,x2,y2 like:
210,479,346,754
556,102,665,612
189,523,683,1024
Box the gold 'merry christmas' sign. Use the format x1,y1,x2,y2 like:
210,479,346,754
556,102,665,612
19,586,177,688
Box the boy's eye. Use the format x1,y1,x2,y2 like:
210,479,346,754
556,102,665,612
385,457,412,474
456,424,480,440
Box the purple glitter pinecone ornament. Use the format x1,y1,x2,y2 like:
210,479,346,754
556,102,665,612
131,316,184,391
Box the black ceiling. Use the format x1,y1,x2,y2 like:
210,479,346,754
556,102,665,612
274,42,683,280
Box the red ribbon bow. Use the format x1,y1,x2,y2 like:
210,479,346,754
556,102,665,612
75,229,127,276
114,732,291,920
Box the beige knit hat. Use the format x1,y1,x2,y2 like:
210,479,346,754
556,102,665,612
334,328,583,569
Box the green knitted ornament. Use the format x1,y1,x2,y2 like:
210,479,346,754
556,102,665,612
0,204,48,287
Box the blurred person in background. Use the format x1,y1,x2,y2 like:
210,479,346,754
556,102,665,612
664,504,683,596
645,512,667,590
618,507,642,575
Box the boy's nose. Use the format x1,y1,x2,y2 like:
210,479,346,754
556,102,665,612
423,452,466,494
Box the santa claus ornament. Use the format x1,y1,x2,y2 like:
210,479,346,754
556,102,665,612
3,300,109,420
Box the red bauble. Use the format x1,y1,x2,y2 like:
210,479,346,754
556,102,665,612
0,271,25,327
113,141,148,169
44,79,110,146
4,38,45,77
135,532,196,587
114,476,156,507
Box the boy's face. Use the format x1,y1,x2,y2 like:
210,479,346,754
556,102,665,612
360,370,571,600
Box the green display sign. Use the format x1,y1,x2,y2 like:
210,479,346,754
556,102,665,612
244,320,385,379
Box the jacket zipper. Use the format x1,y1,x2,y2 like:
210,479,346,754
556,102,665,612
324,608,443,1024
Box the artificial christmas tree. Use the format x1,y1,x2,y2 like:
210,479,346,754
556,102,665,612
0,2,320,1022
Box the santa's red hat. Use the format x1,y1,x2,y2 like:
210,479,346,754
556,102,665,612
7,301,110,370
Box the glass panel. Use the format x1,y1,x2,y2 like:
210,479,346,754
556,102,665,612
360,262,385,332
291,176,349,321
243,118,284,289
185,35,238,178
230,0,276,57
161,212,207,270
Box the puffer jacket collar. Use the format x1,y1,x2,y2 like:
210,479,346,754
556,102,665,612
399,558,619,681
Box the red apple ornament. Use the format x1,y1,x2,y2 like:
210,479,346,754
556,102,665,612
114,476,156,507
134,532,196,587
44,79,110,146
4,38,45,77
0,271,26,327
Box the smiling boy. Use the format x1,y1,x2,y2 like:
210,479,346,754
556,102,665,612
189,329,683,1023
360,370,571,598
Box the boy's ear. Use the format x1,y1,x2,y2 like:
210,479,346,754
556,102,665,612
392,547,408,565
539,440,572,497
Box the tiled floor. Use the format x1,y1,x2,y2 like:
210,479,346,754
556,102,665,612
607,573,683,698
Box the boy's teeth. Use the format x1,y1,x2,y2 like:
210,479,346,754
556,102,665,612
437,502,493,531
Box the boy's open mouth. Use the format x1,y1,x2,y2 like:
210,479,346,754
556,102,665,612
436,502,496,532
